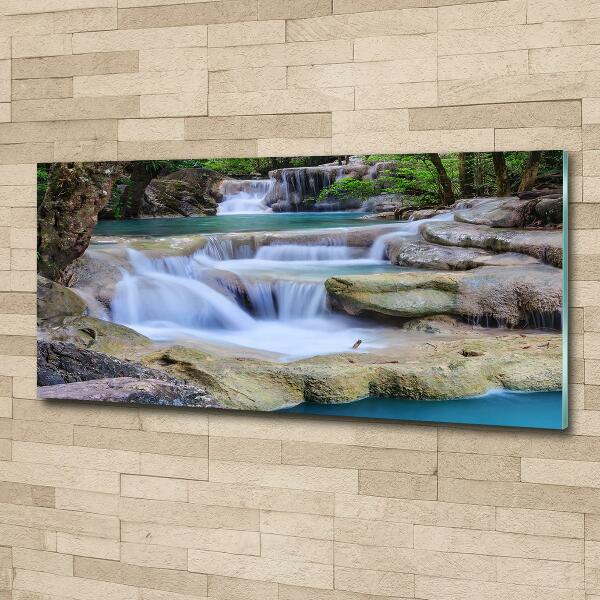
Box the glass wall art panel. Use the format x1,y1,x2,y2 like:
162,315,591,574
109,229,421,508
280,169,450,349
37,151,568,428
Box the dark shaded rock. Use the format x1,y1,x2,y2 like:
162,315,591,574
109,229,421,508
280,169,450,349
143,168,224,217
37,275,87,320
37,340,220,407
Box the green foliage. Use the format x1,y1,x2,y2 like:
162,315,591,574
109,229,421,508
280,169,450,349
37,164,50,203
106,176,133,219
317,178,376,204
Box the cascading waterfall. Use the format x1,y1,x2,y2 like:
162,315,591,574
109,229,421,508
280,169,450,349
218,179,273,214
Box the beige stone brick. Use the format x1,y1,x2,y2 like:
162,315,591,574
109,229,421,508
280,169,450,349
185,113,331,140
189,480,334,515
12,51,139,80
13,96,139,122
332,109,408,134
521,457,600,488
0,185,36,207
74,70,207,98
208,20,285,47
139,453,207,480
3,0,116,14
209,459,358,493
0,314,36,335
118,139,257,160
120,542,187,571
74,556,208,596
0,143,54,164
72,26,208,54
12,548,73,577
52,8,118,34
260,510,333,540
334,566,414,597
286,9,437,42
438,452,521,481
495,126,581,151
496,507,584,538
531,46,600,75
438,50,528,81
256,137,332,156
496,556,583,589
282,441,436,474
209,436,281,464
0,397,11,419
527,0,600,23
54,140,118,161
139,47,206,72
359,470,437,500
209,66,286,93
0,165,36,186
121,474,189,501
0,120,118,144
0,13,54,38
118,118,185,142
208,40,353,70
258,0,332,20
121,521,260,555
353,32,436,62
334,517,413,548
12,34,72,59
55,488,119,516
0,524,49,551
12,78,73,101
208,575,278,600
140,93,207,118
584,98,600,124
188,550,334,588
118,0,258,29
0,104,10,122
355,81,437,110
439,0,526,30
57,533,120,560
261,534,333,564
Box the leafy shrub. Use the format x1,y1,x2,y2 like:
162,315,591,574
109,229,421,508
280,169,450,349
317,178,377,204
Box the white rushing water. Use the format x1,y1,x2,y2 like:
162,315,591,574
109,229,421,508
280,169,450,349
110,212,455,359
218,180,273,215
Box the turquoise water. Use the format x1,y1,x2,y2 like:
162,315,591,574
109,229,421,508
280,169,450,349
94,212,377,237
279,390,564,429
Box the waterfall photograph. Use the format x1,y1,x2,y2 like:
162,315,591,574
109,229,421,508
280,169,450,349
36,151,567,429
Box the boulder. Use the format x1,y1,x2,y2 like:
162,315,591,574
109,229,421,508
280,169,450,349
361,193,404,213
409,208,451,221
38,275,87,320
142,168,224,217
325,264,562,327
420,221,563,267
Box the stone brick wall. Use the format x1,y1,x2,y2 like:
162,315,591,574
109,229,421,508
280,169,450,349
0,1,598,598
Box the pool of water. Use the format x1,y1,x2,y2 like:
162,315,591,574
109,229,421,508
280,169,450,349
279,389,565,429
94,212,379,237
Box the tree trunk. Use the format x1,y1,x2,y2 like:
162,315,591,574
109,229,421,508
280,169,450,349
492,152,511,196
518,151,543,192
428,153,455,205
458,152,475,197
38,162,126,284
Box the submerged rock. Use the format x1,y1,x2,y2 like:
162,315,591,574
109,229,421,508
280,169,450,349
420,221,562,267
37,275,87,320
325,264,562,327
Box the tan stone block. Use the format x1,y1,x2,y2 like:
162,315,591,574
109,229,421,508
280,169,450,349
353,32,436,62
527,0,600,23
0,438,9,460
118,0,257,29
185,113,331,140
13,569,137,600
12,548,73,577
121,521,260,555
256,137,332,156
335,541,496,581
3,0,116,14
334,566,414,597
282,441,436,474
10,271,37,292
522,457,600,488
74,424,207,457
260,510,333,540
414,575,581,600
209,459,357,493
139,409,208,436
0,336,34,357
12,34,72,59
13,96,139,122
139,47,206,72
332,108,408,134
286,9,437,42
209,436,281,464
359,470,437,500
571,205,600,231
57,533,120,560
74,70,206,98
0,120,118,144
72,25,208,54
118,118,185,142
0,397,10,419
54,140,118,162
0,104,9,122
139,453,207,480
414,524,583,561
208,575,278,600
0,524,48,551
584,177,600,203
210,66,286,93
334,517,413,548
0,186,36,207
0,354,34,377
439,0,525,30
0,293,34,313
188,550,334,588
438,452,520,481
584,98,600,124
261,534,333,564
12,51,139,80
530,46,600,75
584,125,600,150
120,542,187,571
208,20,285,47
12,375,36,398
118,139,257,160
52,7,118,34
121,474,188,502
0,314,36,335
355,81,437,109
119,496,259,531
0,480,54,508
0,13,54,37
258,0,332,19
208,413,437,451
496,556,583,589
55,488,119,516
438,50,528,81
0,143,54,164
0,165,36,186
9,207,35,227
74,556,208,596
140,93,207,118
495,507,584,538
189,480,334,515
209,87,354,116
495,127,581,151
208,39,353,70
11,248,36,270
